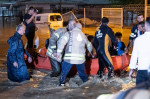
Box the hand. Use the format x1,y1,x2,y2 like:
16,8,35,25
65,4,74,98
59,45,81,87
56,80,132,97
129,69,134,80
13,62,18,68
56,54,62,62
114,46,117,49
33,12,37,17
93,52,97,58
88,53,92,57
28,57,32,63
124,49,128,54
53,53,57,57
122,52,126,56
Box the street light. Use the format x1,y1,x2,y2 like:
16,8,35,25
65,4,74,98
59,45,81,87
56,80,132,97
145,0,147,19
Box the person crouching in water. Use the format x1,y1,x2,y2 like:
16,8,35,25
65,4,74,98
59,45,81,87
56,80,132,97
110,32,126,56
57,22,93,86
7,24,32,83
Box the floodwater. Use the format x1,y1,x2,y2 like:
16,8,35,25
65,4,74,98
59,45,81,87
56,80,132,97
0,17,136,99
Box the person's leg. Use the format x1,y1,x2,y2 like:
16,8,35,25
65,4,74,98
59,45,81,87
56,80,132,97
100,51,114,79
136,70,148,85
27,28,35,48
76,63,88,82
97,55,105,78
49,57,60,77
26,34,30,49
59,61,73,85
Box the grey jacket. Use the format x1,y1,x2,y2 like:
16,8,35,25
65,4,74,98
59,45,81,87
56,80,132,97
57,27,93,64
46,27,67,59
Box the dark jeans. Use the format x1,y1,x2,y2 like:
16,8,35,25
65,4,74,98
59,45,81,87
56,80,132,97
136,70,148,85
49,57,60,75
59,61,88,84
25,27,35,48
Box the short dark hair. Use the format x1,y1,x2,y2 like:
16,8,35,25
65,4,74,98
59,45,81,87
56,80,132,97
146,17,150,26
101,17,109,24
138,21,145,27
28,6,35,10
115,32,122,38
137,13,143,17
87,35,94,42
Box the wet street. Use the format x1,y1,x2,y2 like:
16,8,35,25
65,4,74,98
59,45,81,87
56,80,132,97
0,18,135,99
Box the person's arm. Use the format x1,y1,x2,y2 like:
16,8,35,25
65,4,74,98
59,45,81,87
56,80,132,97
25,13,37,24
107,28,118,46
48,32,60,52
124,40,134,54
8,40,18,68
129,39,138,69
57,33,69,54
129,25,137,41
129,39,138,80
126,25,137,53
83,34,93,53
57,33,69,62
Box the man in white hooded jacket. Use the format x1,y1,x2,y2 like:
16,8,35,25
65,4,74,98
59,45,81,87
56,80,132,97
57,22,93,86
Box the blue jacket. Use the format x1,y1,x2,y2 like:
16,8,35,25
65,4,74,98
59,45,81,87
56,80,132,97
110,41,126,56
129,24,143,40
117,41,126,55
7,32,30,82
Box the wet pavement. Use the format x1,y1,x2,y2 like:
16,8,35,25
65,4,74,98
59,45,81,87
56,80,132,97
0,18,135,99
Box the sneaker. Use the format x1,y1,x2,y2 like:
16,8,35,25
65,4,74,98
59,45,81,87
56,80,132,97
59,84,65,86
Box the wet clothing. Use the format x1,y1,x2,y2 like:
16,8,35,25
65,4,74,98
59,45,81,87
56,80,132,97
59,61,88,84
7,32,30,82
49,57,60,76
46,28,67,76
23,14,36,48
93,25,118,77
57,27,92,84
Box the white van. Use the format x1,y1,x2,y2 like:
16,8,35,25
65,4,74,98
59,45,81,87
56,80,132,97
35,13,63,30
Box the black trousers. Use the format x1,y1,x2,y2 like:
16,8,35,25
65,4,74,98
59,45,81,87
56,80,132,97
25,27,35,48
49,57,61,75
98,51,114,77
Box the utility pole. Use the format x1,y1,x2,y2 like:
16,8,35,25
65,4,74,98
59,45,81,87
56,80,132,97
84,8,86,28
145,0,147,19
60,0,62,13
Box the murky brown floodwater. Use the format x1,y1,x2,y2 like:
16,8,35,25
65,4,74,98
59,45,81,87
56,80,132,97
0,18,136,99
